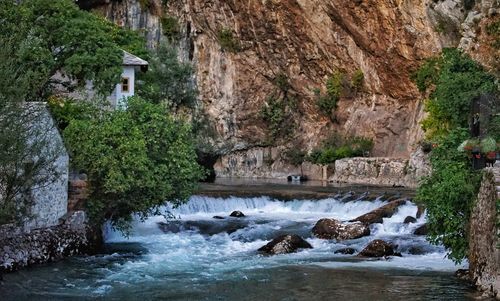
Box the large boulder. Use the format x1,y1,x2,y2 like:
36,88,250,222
312,218,370,240
357,239,400,257
403,216,417,224
413,224,428,235
258,234,312,255
350,199,406,224
230,211,245,218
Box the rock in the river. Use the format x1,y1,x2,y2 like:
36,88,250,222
350,199,406,224
403,216,417,224
357,239,400,257
407,246,426,255
312,218,370,240
212,216,225,219
334,247,357,255
258,234,312,255
416,205,426,218
413,224,428,236
230,211,245,218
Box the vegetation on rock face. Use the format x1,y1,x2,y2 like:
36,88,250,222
217,28,240,53
308,134,373,165
59,97,204,232
415,48,498,263
260,94,296,142
161,16,180,40
414,48,496,141
137,42,197,109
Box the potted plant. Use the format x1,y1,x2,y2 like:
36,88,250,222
481,136,497,160
459,138,479,158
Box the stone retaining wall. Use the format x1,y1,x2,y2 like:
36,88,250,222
215,146,430,188
0,211,95,273
469,167,500,299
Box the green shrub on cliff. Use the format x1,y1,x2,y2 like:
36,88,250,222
415,48,496,141
217,28,240,53
415,48,498,263
417,128,482,263
307,134,373,165
63,97,204,232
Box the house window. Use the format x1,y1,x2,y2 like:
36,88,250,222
121,77,130,93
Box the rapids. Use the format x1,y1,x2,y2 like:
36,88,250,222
1,195,480,300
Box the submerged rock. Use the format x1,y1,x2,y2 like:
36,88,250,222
334,247,357,255
350,199,406,225
413,224,428,236
212,216,225,219
230,211,245,218
258,234,312,255
312,218,370,240
403,216,417,224
357,239,401,258
407,246,427,255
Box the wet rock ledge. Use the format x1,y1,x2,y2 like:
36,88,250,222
0,211,99,273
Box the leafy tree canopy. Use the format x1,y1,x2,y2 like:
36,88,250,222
61,97,204,232
0,0,147,100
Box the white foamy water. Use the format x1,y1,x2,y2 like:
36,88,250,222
104,195,464,277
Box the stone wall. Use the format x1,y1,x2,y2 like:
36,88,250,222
329,149,431,188
469,168,500,299
0,211,94,273
214,146,429,188
214,146,329,180
24,103,69,230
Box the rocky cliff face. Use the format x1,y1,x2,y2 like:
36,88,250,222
81,0,498,166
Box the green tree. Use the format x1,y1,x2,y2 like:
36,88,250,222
137,42,197,109
0,0,128,99
63,97,204,232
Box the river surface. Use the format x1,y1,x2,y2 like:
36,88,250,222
1,193,481,300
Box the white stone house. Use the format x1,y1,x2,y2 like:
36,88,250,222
54,50,148,108
109,51,149,108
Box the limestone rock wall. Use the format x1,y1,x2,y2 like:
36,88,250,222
79,0,498,181
469,168,500,299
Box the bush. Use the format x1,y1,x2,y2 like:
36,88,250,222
307,134,373,164
48,96,96,130
416,129,481,263
416,49,497,141
260,94,295,142
282,148,306,166
315,71,346,121
351,69,364,91
63,97,204,232
161,16,180,39
217,28,240,53
274,72,291,92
